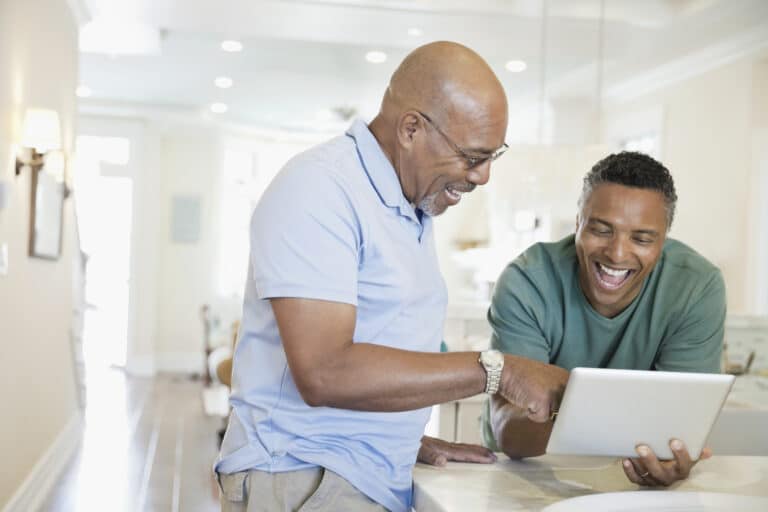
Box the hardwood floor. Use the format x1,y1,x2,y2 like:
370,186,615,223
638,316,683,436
41,369,223,512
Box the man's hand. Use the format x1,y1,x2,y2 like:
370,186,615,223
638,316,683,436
622,439,711,486
417,436,497,467
499,356,569,423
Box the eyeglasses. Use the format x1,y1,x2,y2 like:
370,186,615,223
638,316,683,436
416,111,508,169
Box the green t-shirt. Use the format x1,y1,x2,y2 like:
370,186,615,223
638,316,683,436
481,234,726,449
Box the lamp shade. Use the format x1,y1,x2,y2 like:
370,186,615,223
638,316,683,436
20,108,62,152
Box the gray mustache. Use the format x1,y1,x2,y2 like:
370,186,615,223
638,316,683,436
449,183,476,193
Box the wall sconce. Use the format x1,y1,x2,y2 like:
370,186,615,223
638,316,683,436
15,108,62,176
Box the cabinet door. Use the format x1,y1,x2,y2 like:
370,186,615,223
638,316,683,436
455,401,484,445
437,402,458,442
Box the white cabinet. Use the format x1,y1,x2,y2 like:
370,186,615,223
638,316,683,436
437,395,486,445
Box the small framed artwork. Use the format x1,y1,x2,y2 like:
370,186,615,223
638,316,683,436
29,165,65,260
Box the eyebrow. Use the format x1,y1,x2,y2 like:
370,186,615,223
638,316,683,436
632,229,661,236
587,218,660,236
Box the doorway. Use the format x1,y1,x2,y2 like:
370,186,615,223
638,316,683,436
74,135,133,371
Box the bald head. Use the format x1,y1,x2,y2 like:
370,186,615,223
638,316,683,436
368,42,508,216
383,41,507,127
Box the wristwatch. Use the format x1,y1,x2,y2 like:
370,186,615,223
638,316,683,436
478,349,504,395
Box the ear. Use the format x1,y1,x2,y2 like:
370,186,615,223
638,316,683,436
396,111,422,150
574,214,580,231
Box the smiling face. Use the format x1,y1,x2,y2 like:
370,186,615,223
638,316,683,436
403,109,508,217
574,183,669,318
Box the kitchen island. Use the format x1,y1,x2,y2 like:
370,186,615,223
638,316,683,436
413,454,768,511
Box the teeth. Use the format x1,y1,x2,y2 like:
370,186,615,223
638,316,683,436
446,186,463,199
598,263,629,277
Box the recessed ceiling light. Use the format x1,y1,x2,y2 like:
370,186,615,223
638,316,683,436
365,51,387,64
221,40,243,52
407,27,423,37
210,103,228,114
214,76,233,89
505,60,527,73
76,85,92,98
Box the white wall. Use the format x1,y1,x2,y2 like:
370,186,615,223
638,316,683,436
0,0,80,506
603,52,768,314
747,58,768,314
155,125,221,373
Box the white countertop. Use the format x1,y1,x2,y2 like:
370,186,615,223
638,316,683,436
417,376,768,511
413,455,768,511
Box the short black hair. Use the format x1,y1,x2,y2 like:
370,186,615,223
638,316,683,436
578,151,678,227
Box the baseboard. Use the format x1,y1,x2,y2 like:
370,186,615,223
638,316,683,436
2,412,84,512
156,351,206,375
126,354,156,377
125,352,208,376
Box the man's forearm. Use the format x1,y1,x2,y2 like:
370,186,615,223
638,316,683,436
273,297,488,411
299,344,488,411
491,396,553,458
273,297,564,418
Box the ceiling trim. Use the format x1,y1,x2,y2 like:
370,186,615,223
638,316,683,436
605,21,768,103
77,99,336,141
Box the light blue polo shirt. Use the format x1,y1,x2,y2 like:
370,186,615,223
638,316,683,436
215,120,448,511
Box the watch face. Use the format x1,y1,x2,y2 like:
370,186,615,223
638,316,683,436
483,350,503,369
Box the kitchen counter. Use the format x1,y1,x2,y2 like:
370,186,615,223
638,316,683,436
417,375,768,510
413,454,768,511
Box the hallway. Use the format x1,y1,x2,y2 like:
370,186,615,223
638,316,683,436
41,371,222,511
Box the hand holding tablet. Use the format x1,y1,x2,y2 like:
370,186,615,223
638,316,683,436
622,438,713,486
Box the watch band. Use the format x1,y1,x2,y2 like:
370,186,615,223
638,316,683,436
479,349,503,395
484,365,502,395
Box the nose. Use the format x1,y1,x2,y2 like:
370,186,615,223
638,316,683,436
468,160,491,186
605,234,628,262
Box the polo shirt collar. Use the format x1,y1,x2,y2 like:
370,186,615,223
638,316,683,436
346,119,418,221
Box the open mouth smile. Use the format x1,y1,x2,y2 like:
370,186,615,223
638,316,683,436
444,184,473,204
593,261,635,291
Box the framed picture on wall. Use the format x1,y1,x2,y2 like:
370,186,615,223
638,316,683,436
29,163,65,260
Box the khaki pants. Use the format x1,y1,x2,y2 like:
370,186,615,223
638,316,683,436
218,467,389,512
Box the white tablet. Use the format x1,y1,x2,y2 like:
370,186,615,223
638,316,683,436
545,367,734,459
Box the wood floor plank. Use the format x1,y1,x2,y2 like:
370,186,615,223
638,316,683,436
40,371,221,512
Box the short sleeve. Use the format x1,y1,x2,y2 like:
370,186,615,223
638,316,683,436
249,160,361,305
488,263,551,363
655,270,726,373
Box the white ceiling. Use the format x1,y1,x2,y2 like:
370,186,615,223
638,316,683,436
73,0,768,132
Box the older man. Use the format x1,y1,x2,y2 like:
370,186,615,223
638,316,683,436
214,42,568,512
482,151,726,487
